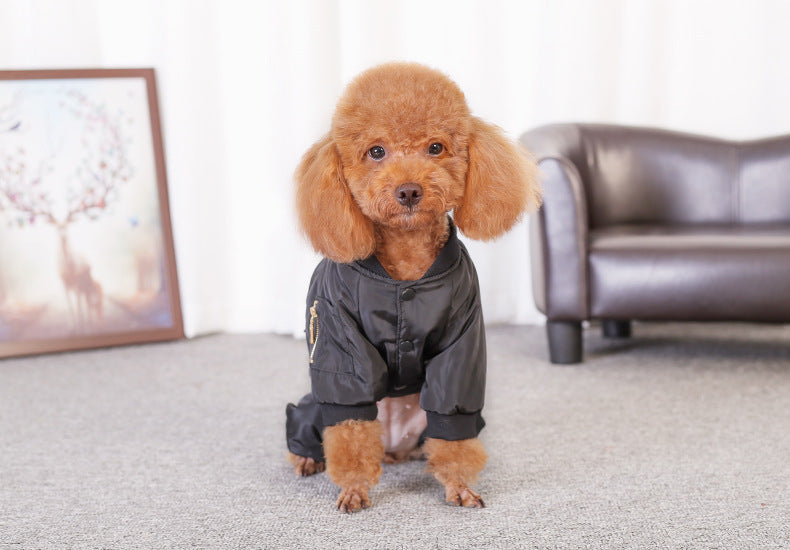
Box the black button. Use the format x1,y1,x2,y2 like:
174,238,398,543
401,288,416,301
399,340,414,353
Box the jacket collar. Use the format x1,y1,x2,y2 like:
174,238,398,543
354,217,461,280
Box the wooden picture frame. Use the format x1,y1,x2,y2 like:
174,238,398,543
0,68,183,358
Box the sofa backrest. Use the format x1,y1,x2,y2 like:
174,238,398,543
522,124,790,228
581,126,734,227
739,137,790,224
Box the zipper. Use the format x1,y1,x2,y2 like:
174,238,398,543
309,300,319,363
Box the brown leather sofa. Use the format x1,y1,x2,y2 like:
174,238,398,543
521,123,790,363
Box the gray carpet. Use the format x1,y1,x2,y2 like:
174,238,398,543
1,323,789,549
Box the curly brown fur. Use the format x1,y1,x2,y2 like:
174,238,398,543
295,62,541,274
292,62,540,510
455,117,541,240
424,437,488,507
295,135,376,263
323,419,384,513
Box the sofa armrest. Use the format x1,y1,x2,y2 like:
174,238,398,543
529,156,590,320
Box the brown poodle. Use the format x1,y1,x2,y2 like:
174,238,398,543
286,62,540,512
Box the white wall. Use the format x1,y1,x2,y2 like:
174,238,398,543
2,0,790,336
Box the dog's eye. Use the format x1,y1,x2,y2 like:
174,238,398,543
428,143,443,156
368,146,386,160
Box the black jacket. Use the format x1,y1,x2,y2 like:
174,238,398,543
286,221,486,460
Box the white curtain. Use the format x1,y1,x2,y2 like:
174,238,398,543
2,0,790,337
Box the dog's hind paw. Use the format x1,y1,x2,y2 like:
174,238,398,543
335,485,370,513
445,484,485,508
288,453,325,476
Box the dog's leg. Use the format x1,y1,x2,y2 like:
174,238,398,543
323,419,384,512
287,452,325,476
424,437,487,508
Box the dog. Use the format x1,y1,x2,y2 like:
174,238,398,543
285,62,540,512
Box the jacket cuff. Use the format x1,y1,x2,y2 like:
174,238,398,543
319,403,378,427
424,411,485,441
286,401,325,462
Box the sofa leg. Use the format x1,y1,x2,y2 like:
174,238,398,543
546,321,582,364
602,320,631,339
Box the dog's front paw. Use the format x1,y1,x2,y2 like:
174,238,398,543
335,485,370,513
445,484,485,508
288,453,325,476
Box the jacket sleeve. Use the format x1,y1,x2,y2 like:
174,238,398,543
306,263,388,427
419,266,486,441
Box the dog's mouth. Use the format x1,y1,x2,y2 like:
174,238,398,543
358,175,455,229
399,202,421,216
388,181,455,228
386,203,440,230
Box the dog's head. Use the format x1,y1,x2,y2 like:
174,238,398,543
296,62,540,263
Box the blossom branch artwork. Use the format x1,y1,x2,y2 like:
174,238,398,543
0,69,182,358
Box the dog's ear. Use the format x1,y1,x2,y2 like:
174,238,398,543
295,134,376,262
454,117,541,240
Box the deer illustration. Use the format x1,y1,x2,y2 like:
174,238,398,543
1,156,119,333
56,222,104,332
0,87,132,334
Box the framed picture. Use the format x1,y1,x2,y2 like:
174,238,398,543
0,68,183,358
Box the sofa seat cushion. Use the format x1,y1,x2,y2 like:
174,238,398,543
588,225,790,321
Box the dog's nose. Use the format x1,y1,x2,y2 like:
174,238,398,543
395,183,423,208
